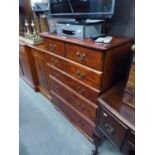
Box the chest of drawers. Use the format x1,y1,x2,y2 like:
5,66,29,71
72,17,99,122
40,33,133,141
19,34,133,142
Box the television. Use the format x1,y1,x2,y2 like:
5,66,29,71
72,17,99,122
49,0,116,21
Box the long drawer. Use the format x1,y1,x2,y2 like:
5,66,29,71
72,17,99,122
65,43,103,70
49,76,98,123
45,53,102,89
47,64,100,103
51,92,95,140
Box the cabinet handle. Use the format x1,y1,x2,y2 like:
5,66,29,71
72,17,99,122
66,111,73,117
77,104,85,112
55,73,59,79
55,87,60,93
78,89,85,95
76,86,85,95
53,71,57,75
49,43,56,50
78,120,85,127
104,123,114,134
76,70,85,79
103,112,108,117
53,71,59,78
51,59,58,65
76,51,86,60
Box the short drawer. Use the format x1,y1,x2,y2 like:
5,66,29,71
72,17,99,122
49,77,98,123
45,53,102,89
98,106,128,148
65,43,103,70
122,131,135,155
47,65,100,103
44,37,65,56
51,93,95,139
127,131,135,147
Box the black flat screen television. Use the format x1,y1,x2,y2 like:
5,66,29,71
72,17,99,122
49,0,116,21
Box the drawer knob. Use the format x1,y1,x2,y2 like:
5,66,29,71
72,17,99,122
55,87,60,93
55,73,59,79
78,104,85,112
50,43,56,50
103,112,108,117
104,123,114,134
51,59,58,65
76,70,85,79
78,120,85,127
76,51,86,60
53,71,57,75
76,86,85,95
53,72,59,79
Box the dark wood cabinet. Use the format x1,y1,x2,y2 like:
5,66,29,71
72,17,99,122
94,48,135,155
30,48,51,100
19,41,38,91
19,45,31,81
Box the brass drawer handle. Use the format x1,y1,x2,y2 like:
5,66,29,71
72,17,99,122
76,70,85,79
55,73,59,79
51,59,58,65
53,71,59,79
78,120,85,127
104,123,114,134
66,110,73,117
103,112,108,117
55,87,60,93
76,86,85,95
77,104,85,112
49,43,56,50
76,51,86,60
53,71,57,75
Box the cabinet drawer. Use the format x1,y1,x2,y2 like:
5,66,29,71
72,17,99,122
46,53,102,89
47,65,100,103
66,43,103,70
44,37,65,56
51,93,95,139
98,106,128,148
49,77,97,123
122,131,135,155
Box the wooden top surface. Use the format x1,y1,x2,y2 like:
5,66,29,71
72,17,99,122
98,80,135,131
40,32,133,51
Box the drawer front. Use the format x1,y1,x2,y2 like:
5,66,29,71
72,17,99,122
44,37,65,56
66,43,103,70
49,77,97,123
46,53,102,89
51,93,95,139
122,131,135,155
127,131,135,148
98,106,128,148
47,65,100,103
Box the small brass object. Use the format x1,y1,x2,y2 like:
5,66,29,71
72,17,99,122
23,19,43,45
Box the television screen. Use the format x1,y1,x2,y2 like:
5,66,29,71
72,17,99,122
49,0,115,20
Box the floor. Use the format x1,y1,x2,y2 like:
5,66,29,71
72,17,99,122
19,79,123,155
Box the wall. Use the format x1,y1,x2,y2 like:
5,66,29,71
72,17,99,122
109,0,135,38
